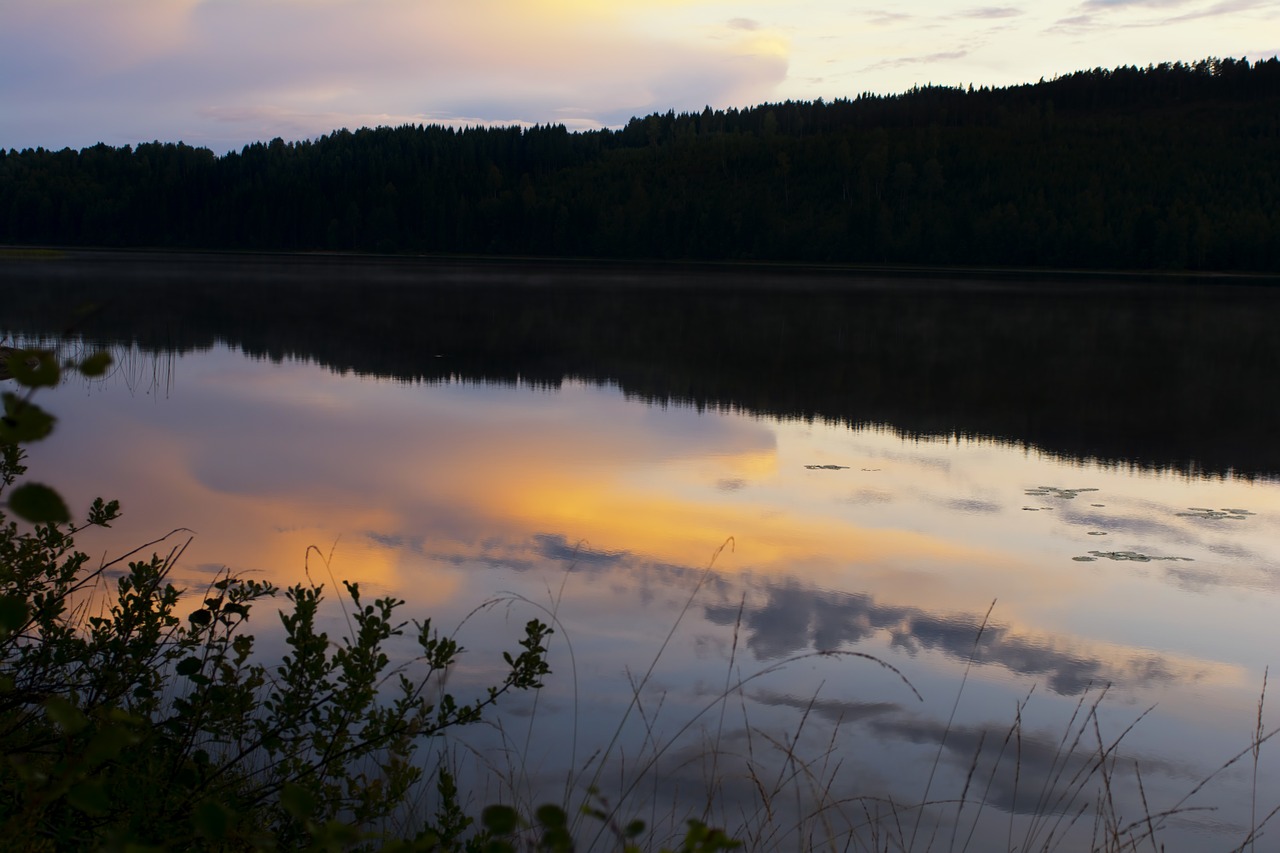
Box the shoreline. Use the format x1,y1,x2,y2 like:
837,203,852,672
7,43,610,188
3,244,1279,291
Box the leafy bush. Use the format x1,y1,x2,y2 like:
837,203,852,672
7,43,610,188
0,347,557,850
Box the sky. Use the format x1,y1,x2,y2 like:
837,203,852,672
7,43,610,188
2,0,1276,155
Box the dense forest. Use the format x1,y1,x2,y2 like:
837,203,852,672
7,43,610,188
2,58,1279,271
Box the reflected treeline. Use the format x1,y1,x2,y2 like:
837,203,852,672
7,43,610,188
3,252,1279,477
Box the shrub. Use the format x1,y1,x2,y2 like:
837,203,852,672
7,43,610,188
0,345,741,852
0,346,559,850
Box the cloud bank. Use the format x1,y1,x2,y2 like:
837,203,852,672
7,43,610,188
1,0,1274,152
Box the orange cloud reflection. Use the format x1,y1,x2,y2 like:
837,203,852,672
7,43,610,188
34,358,1278,716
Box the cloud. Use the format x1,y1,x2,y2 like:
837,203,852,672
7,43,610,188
862,10,914,26
941,497,1002,514
0,0,789,150
860,50,972,72
1057,0,1270,30
867,710,1194,814
705,581,1198,695
955,6,1026,18
1081,0,1191,7
1049,13,1099,29
2,0,1270,153
843,488,895,505
532,533,628,567
751,688,902,723
1050,498,1280,592
1161,0,1273,22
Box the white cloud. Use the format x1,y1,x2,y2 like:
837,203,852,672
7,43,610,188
0,0,790,151
0,0,1274,152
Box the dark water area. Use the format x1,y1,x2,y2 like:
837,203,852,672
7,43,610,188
3,249,1279,478
2,247,1280,479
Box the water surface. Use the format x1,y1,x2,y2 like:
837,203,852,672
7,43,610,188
3,253,1279,850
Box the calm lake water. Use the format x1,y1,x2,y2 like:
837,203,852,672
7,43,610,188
3,252,1280,850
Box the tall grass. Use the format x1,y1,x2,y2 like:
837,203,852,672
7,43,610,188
413,540,1280,852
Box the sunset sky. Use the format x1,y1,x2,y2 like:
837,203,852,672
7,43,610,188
2,0,1276,154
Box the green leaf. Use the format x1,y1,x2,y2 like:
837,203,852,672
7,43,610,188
535,804,567,829
0,394,56,443
315,820,361,845
9,482,71,524
280,783,317,820
45,696,88,734
78,351,113,378
7,349,60,388
188,609,213,626
85,723,139,765
176,656,203,677
482,804,519,835
193,800,231,840
87,496,119,526
67,781,111,816
0,595,28,635
541,827,573,851
482,841,516,853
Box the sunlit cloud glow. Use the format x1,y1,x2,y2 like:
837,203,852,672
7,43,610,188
1,0,1275,156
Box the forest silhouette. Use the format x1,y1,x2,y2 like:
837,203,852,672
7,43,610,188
4,252,1279,477
2,58,1278,271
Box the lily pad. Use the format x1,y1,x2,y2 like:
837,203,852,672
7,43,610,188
1078,550,1194,563
1025,486,1100,500
1177,507,1253,520
805,464,849,470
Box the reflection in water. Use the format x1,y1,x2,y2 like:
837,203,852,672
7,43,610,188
4,252,1280,476
704,583,1187,695
11,348,1275,848
3,259,1280,848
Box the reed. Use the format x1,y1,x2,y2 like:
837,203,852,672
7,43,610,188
423,544,1280,853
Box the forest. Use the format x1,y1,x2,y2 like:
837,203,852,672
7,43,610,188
2,58,1278,271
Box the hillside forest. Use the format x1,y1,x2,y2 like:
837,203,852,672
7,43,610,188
2,58,1278,271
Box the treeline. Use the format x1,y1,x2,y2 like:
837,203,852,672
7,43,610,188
3,58,1279,271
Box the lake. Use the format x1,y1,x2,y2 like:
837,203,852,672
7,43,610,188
3,251,1280,850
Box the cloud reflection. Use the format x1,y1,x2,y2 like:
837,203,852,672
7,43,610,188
751,688,903,723
706,582,1193,695
866,710,1194,815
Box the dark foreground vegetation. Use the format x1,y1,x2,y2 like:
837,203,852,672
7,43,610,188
0,347,744,851
3,59,1279,271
